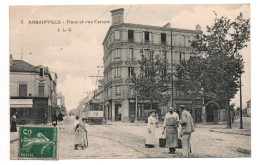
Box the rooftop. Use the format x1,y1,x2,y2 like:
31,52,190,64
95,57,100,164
10,60,37,73
103,23,202,45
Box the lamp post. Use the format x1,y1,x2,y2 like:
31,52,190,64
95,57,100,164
170,31,174,109
239,72,243,129
134,90,138,124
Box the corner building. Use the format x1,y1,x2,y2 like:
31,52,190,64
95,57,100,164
103,8,203,123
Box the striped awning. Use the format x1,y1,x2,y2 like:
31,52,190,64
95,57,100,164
10,99,33,108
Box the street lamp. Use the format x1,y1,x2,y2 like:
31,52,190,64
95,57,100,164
134,89,138,124
239,71,243,129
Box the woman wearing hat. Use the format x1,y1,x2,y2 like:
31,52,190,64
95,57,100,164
74,116,80,150
145,110,159,148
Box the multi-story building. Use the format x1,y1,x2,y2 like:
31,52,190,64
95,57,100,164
246,100,251,117
10,55,58,124
102,8,203,122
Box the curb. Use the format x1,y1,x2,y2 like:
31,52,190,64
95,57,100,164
210,130,251,136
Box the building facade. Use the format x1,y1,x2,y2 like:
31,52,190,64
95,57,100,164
102,8,203,122
10,55,58,124
246,100,251,117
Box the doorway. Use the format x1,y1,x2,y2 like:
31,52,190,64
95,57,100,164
115,104,121,121
206,102,219,123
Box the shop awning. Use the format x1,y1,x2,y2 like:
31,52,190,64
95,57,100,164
10,99,33,108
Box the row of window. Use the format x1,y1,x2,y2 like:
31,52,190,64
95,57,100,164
18,84,45,97
105,67,139,81
105,48,192,67
105,86,136,97
105,29,195,49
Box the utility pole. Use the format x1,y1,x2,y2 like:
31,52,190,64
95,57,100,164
21,48,24,60
239,72,243,129
170,31,174,109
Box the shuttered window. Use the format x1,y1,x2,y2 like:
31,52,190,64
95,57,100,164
19,84,27,97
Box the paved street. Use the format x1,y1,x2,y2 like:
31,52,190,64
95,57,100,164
10,117,251,159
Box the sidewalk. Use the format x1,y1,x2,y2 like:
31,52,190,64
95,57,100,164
104,121,148,126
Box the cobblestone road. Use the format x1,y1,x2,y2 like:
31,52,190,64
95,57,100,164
10,117,251,159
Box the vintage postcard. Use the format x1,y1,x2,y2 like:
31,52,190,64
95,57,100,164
9,4,251,159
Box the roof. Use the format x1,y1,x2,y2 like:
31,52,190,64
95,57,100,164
103,23,203,45
10,60,38,73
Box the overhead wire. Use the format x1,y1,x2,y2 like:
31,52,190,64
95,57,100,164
130,5,140,23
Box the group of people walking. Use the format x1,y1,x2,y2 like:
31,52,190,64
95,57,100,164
145,105,195,158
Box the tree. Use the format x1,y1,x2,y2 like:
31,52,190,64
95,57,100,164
175,12,250,129
132,50,171,111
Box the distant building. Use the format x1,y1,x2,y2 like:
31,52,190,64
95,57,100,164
102,8,203,122
57,92,67,115
246,100,251,117
10,55,58,124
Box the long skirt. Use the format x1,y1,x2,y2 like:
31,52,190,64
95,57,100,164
10,121,17,132
145,127,155,145
74,129,80,145
166,127,178,148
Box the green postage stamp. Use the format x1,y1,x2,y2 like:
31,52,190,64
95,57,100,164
19,126,58,159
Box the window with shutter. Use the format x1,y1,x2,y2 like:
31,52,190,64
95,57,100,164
19,84,27,97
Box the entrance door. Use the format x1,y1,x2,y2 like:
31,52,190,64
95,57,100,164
206,103,219,123
213,110,219,124
115,104,121,121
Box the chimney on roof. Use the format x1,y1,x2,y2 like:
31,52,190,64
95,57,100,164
110,8,124,25
163,22,171,28
196,24,201,31
10,54,13,66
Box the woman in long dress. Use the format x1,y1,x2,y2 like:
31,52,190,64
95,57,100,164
145,110,159,148
78,121,88,149
10,113,17,132
74,116,80,150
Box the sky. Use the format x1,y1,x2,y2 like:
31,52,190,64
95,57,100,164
9,4,250,111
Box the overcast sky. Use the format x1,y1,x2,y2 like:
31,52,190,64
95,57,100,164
9,4,250,111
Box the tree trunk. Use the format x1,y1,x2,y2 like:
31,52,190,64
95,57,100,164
226,89,232,129
150,98,153,111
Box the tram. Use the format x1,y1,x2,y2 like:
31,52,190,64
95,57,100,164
82,99,103,124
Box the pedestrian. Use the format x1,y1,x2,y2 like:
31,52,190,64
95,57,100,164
10,112,17,132
74,116,80,150
162,106,179,154
58,113,64,125
44,113,48,125
145,110,159,148
179,105,195,158
52,113,58,126
79,119,88,149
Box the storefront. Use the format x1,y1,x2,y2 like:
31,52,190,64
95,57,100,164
129,100,160,122
10,98,49,124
